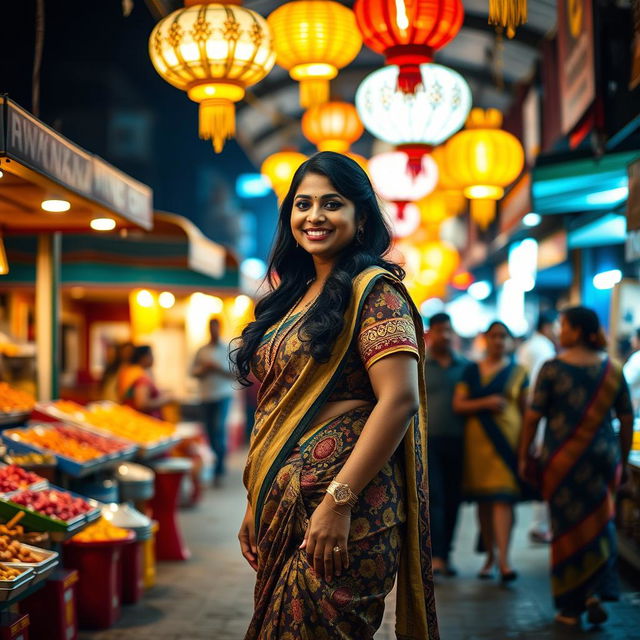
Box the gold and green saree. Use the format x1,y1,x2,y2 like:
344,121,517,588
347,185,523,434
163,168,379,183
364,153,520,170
243,266,438,640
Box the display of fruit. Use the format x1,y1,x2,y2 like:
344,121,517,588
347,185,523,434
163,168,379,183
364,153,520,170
53,424,130,455
71,517,130,542
4,452,56,466
52,401,176,444
6,427,104,462
0,383,35,414
0,465,45,493
10,489,93,522
0,563,25,580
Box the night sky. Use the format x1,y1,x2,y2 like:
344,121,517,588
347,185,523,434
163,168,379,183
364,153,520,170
2,0,279,261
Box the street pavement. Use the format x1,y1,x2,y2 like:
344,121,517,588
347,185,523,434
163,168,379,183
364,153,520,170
81,450,640,640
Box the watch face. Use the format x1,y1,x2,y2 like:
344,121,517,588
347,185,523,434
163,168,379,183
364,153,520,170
334,486,349,503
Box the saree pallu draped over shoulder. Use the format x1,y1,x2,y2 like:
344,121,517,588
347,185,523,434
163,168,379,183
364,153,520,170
243,266,438,640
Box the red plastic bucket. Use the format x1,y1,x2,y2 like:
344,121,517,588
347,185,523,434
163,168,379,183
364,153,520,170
120,538,144,604
63,533,134,630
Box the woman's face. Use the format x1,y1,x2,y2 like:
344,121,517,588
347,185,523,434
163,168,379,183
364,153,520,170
559,315,581,348
485,324,511,358
290,173,358,261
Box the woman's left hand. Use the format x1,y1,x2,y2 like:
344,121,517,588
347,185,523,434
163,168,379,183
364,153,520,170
300,497,351,582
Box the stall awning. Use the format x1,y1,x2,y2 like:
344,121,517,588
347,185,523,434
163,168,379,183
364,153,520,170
0,97,153,231
1,211,239,294
532,151,639,215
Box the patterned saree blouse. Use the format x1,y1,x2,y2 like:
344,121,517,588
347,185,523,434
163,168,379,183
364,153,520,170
251,279,420,401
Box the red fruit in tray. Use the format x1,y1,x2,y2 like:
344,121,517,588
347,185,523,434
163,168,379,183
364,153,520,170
0,464,44,492
10,489,92,521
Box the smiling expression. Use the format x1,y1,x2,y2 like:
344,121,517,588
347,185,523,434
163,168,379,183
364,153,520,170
291,173,359,260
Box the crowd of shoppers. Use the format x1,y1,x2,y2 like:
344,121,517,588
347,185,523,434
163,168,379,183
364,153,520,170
426,306,635,629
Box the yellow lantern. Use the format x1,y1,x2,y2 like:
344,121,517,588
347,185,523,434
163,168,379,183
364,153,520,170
421,239,460,283
149,1,276,153
268,1,362,107
445,108,525,229
261,150,308,201
430,146,466,216
302,101,364,153
416,191,454,228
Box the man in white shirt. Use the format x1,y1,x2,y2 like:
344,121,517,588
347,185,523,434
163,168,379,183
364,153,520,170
623,328,640,417
517,312,557,543
191,318,236,486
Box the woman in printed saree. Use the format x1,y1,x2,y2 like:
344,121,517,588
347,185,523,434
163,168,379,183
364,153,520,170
453,321,528,583
519,307,634,627
232,152,438,640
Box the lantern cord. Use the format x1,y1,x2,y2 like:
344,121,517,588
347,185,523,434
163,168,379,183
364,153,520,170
488,0,527,39
470,199,497,230
299,79,330,108
397,65,423,94
199,100,236,154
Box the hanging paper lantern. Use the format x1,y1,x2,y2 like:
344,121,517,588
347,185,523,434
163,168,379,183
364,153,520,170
383,202,421,238
354,0,464,93
416,191,454,228
268,1,362,107
431,145,466,215
445,108,525,229
261,150,308,201
421,239,460,282
356,64,472,175
369,151,438,217
302,101,364,153
149,1,276,153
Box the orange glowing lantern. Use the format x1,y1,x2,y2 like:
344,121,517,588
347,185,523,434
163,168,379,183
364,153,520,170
261,150,308,201
302,101,364,153
268,1,362,107
445,108,525,229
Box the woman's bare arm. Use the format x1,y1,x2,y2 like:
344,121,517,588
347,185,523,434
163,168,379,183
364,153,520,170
331,351,420,494
518,409,542,461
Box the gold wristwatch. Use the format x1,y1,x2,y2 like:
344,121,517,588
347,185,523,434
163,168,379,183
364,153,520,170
326,480,358,508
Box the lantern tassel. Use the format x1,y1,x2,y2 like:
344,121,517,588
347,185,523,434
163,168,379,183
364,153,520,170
488,0,527,38
199,99,236,154
299,79,330,108
397,65,423,94
470,199,497,230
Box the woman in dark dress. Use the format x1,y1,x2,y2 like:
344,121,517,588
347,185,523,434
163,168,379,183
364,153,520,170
519,307,634,627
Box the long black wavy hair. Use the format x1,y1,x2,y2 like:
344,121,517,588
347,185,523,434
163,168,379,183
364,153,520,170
231,151,403,386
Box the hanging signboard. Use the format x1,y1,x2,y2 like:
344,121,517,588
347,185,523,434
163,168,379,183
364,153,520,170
500,174,531,235
1,99,153,230
557,0,596,135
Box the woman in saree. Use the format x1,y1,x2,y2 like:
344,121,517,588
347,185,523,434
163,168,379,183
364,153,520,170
118,345,172,418
453,321,528,582
519,307,633,627
232,152,438,640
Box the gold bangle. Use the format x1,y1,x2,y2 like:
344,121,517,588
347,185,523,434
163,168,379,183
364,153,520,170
329,506,350,517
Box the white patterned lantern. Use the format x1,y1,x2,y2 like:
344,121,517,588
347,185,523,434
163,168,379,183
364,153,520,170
356,64,472,175
369,151,438,220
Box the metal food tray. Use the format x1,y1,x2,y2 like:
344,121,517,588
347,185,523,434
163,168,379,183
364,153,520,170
0,462,48,496
0,411,31,427
0,566,34,602
1,424,137,478
37,401,179,459
4,544,59,587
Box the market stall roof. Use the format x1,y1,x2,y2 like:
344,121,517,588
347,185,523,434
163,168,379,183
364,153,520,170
532,150,640,215
1,210,239,295
0,97,153,232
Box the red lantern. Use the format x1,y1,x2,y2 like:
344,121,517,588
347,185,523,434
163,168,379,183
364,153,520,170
354,0,464,93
